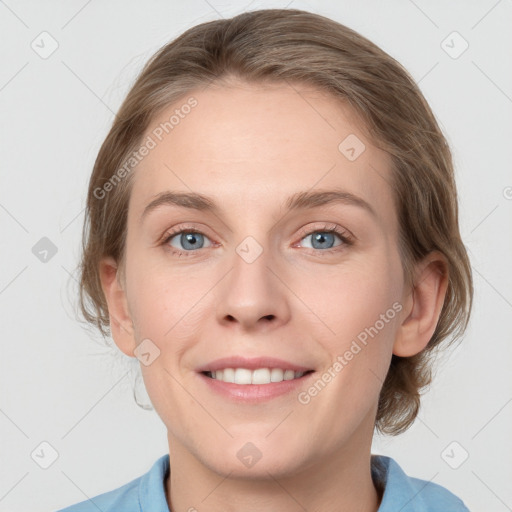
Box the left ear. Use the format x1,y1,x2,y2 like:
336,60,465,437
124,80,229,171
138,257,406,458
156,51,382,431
393,251,449,357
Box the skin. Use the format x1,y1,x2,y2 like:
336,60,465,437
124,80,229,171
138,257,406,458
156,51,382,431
99,79,448,512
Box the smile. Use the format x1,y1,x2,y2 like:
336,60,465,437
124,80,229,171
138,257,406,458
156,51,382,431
203,368,314,384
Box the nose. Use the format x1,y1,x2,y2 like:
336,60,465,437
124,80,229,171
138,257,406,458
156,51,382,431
215,246,291,332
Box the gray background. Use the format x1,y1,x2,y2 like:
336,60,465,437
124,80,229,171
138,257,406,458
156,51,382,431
1,1,511,511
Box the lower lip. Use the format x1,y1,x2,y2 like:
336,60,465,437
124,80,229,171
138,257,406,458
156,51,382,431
198,372,315,403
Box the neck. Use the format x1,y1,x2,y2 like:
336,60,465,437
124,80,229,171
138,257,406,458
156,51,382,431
165,423,382,512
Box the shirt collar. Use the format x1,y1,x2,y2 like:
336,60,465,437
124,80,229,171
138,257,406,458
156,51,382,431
372,454,438,511
138,453,171,512
138,453,446,512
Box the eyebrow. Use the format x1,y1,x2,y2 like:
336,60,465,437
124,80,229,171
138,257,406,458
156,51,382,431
140,188,377,224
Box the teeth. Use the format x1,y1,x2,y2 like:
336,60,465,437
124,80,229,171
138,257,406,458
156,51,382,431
208,368,307,384
222,368,235,383
235,368,252,384
270,368,284,382
252,368,270,384
284,369,295,380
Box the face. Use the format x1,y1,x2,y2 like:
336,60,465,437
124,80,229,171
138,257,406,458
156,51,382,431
112,80,410,478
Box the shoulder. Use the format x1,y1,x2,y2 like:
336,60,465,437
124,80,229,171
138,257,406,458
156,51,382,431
372,454,471,511
55,453,170,512
55,477,140,512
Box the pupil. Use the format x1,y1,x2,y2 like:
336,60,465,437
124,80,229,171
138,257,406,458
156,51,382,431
313,232,334,249
182,232,202,249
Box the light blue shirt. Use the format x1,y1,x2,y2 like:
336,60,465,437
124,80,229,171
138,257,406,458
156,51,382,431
56,453,470,511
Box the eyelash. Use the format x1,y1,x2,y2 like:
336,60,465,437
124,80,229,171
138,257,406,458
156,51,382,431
161,223,354,258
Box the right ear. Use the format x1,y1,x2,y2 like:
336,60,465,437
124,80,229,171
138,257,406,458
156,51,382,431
98,256,137,357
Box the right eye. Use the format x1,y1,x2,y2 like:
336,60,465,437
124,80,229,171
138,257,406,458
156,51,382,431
163,229,214,255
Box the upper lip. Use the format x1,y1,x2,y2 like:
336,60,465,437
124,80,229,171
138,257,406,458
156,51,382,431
196,356,314,373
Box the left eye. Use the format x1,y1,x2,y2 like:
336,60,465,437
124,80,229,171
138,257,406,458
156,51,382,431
299,230,344,250
166,231,213,251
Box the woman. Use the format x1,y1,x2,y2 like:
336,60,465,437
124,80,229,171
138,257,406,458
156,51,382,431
59,8,473,511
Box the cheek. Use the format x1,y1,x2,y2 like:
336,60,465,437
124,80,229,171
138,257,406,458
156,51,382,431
291,269,399,449
126,255,208,339
305,252,402,390
308,256,401,338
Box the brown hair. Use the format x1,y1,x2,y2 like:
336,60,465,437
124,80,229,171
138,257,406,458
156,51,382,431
77,8,473,435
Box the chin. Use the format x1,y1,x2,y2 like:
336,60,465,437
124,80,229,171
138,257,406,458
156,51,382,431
209,453,301,480
189,434,302,479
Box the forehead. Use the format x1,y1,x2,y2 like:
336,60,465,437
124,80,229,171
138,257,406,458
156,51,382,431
128,81,395,227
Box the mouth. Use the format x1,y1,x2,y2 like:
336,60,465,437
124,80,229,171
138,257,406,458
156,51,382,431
201,368,315,384
196,356,316,402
